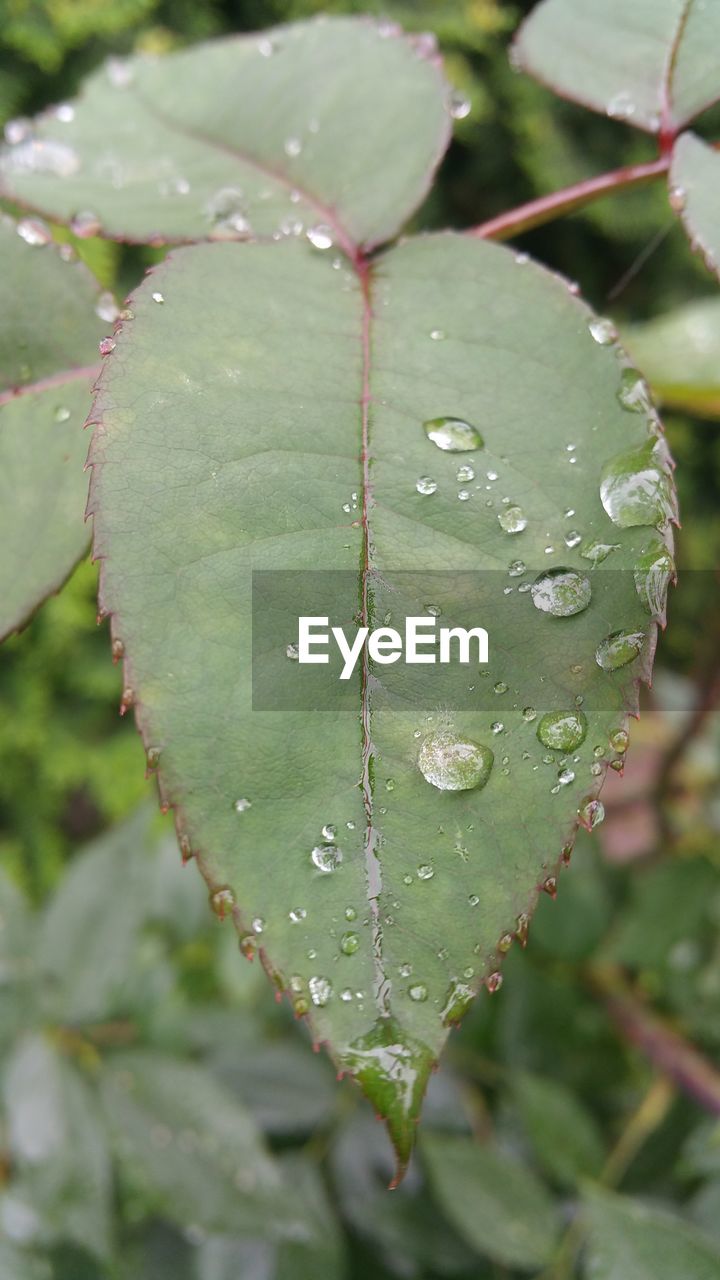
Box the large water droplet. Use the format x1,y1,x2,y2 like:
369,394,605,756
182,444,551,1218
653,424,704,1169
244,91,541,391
595,629,645,671
423,416,483,452
311,844,342,873
449,89,471,119
588,316,617,345
498,505,527,534
418,731,493,792
536,709,588,751
600,440,674,528
634,539,674,618
578,798,605,829
531,567,591,616
306,224,333,250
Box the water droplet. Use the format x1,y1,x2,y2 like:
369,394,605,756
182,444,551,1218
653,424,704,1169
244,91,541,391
2,138,80,177
17,217,52,246
95,291,119,323
257,36,274,56
341,932,359,955
311,844,342,873
234,797,252,813
486,972,503,993
456,464,474,482
441,979,474,1023
146,746,161,769
468,894,480,907
321,823,336,841
306,224,333,250
498,932,514,953
564,529,582,549
415,476,437,495
531,567,591,616
634,539,674,617
344,906,357,921
309,976,332,1006
70,210,101,238
609,727,629,753
210,886,235,918
588,316,617,345
4,117,31,145
54,405,71,423
289,907,306,923
417,863,434,880
580,539,620,565
497,505,527,534
457,489,471,501
418,730,493,792
595,629,645,671
252,916,265,934
607,90,635,119
430,328,445,341
578,798,605,829
423,416,483,452
543,876,558,898
449,89,471,119
491,721,504,735
398,962,412,977
557,767,575,786
408,983,428,1002
617,367,653,414
668,185,686,213
284,136,302,157
151,291,165,305
205,187,250,238
286,642,299,660
508,559,526,577
600,440,674,528
99,337,115,356
537,709,588,751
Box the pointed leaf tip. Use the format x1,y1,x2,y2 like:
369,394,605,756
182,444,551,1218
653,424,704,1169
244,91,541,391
336,1016,434,1184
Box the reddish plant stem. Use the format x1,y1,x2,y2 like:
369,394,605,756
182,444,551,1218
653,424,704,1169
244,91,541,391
592,967,720,1115
470,157,670,242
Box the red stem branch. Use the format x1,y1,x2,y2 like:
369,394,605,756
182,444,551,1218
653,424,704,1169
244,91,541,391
470,157,670,242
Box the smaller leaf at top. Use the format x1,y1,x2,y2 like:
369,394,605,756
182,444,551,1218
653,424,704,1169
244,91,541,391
670,133,720,283
514,0,720,135
0,17,452,254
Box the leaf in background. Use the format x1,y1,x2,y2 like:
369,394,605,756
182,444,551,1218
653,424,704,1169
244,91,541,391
514,0,720,135
197,1154,344,1280
0,215,104,640
2,1034,112,1259
670,134,720,284
38,807,155,1023
0,18,451,251
87,230,675,1169
422,1132,560,1270
582,1185,720,1280
99,1050,305,1239
0,870,37,1050
208,1038,337,1137
512,1070,605,1188
625,296,720,418
330,1113,478,1277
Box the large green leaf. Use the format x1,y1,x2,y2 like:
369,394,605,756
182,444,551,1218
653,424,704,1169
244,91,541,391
515,0,720,134
670,134,720,284
582,1185,720,1280
87,232,675,1171
0,17,451,252
0,215,104,639
98,1050,305,1239
625,297,720,418
422,1132,560,1269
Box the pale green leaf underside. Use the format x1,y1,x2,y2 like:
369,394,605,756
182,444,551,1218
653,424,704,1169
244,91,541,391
0,216,103,639
0,17,451,252
89,233,673,1161
670,133,720,283
582,1186,720,1280
626,296,720,418
515,0,720,134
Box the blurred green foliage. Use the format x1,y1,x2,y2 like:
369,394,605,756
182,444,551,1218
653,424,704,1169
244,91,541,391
1,1,720,1277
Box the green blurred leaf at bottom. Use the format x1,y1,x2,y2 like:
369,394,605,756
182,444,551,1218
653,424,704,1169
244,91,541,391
582,1185,720,1280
